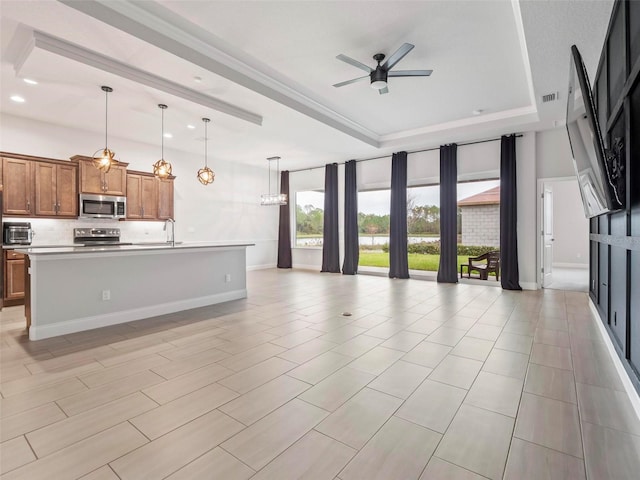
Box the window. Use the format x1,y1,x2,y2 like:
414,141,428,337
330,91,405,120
358,189,390,267
295,191,324,247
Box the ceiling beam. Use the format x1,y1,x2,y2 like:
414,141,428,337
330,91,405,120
58,0,381,148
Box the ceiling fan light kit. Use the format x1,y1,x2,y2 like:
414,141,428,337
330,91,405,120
334,43,432,95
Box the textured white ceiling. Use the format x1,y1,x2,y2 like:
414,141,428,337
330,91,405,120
0,0,614,170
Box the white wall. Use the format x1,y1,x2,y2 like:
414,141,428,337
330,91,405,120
516,132,538,289
536,127,575,178
0,113,277,268
551,179,590,266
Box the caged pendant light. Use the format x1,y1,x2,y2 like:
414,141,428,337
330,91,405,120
92,86,116,173
153,104,173,179
260,156,287,206
197,117,215,185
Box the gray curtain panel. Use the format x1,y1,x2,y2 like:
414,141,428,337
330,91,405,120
437,143,458,283
389,152,409,279
500,135,522,290
277,170,292,268
342,160,359,275
321,163,340,273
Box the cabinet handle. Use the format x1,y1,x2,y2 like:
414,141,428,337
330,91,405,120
142,207,144,217
27,201,30,213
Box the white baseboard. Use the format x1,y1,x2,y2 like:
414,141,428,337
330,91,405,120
247,263,276,271
29,289,247,340
520,282,539,290
588,299,640,423
553,262,589,269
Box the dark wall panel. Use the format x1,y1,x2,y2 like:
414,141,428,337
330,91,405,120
608,3,626,110
631,77,640,236
599,242,610,318
631,251,640,374
609,246,627,351
631,0,640,68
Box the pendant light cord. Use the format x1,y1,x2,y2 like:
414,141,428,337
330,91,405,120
161,107,164,160
204,120,208,167
268,158,272,195
104,89,108,150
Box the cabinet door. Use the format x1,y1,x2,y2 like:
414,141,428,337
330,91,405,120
5,259,25,300
80,160,105,194
34,162,57,216
104,165,126,196
126,174,142,219
2,157,32,215
141,175,158,219
56,163,78,216
157,178,174,220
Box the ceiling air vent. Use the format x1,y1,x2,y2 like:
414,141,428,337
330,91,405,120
541,92,559,103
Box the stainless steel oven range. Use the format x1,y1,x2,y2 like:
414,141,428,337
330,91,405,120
74,228,132,246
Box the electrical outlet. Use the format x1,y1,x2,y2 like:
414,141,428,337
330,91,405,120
225,274,231,283
102,290,111,301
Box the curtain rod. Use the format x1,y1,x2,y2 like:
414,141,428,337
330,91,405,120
288,134,523,173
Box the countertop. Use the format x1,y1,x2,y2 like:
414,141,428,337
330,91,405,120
13,241,255,256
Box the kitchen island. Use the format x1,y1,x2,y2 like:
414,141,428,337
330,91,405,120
16,242,253,340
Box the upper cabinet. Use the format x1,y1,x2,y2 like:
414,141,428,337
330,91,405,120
2,156,33,215
127,171,158,220
127,171,174,221
34,161,78,217
2,153,78,218
157,177,174,220
72,155,128,196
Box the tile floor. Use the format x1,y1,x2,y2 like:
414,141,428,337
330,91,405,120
1,269,639,479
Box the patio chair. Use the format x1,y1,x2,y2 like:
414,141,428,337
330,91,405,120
465,251,500,280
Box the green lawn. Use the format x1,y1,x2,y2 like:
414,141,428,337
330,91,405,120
359,252,469,272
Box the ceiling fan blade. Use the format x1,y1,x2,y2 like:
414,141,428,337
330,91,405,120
388,69,433,77
382,43,414,70
336,54,373,73
379,86,389,95
333,75,370,88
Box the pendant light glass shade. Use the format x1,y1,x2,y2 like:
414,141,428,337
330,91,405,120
93,86,115,173
153,104,172,179
197,117,215,185
260,156,287,206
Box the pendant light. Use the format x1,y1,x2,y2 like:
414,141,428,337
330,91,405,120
197,117,215,185
153,104,172,179
260,156,287,206
92,86,115,173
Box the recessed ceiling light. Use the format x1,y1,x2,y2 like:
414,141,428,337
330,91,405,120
163,133,173,138
187,124,196,129
10,95,25,103
23,78,38,85
193,76,203,83
472,109,484,115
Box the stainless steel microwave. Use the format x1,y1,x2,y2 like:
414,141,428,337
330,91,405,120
79,194,126,219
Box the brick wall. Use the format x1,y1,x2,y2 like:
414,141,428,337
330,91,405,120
460,204,500,246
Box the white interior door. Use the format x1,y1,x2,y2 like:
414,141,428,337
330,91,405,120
542,185,554,287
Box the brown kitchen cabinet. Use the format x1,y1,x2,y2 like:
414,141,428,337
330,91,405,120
72,155,128,196
2,157,33,215
34,161,78,217
157,177,174,220
4,249,25,306
126,171,158,220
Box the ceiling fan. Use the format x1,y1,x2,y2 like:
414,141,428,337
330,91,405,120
333,43,433,95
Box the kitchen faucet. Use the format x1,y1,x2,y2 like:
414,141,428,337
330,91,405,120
163,218,175,246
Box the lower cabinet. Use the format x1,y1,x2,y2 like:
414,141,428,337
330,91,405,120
4,250,25,306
